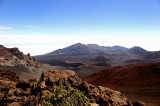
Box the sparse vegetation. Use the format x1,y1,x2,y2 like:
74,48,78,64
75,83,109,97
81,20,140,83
41,86,91,106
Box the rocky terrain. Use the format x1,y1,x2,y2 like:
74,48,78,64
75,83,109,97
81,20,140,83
0,69,145,106
0,45,51,80
82,62,160,106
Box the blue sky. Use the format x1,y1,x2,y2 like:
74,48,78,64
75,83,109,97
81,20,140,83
0,0,160,55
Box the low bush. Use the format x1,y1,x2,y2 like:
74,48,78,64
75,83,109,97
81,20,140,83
40,86,91,106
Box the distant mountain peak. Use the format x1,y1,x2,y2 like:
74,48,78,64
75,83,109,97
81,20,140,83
69,43,86,48
131,46,147,50
128,46,160,60
75,42,83,45
129,46,147,54
86,44,99,46
46,43,131,56
105,45,128,51
71,42,83,46
47,43,93,56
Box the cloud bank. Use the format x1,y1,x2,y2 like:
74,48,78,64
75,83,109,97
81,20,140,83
0,34,160,56
0,27,12,30
24,26,35,28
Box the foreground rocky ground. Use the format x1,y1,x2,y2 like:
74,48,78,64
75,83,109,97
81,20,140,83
0,69,145,106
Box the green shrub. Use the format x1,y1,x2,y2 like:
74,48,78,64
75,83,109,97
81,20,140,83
41,86,91,106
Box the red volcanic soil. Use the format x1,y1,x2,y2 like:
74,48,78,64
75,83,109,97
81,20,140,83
82,62,160,105
124,59,145,64
81,62,160,89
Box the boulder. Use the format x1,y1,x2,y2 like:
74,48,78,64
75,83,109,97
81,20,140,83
35,70,145,106
0,70,19,82
0,69,145,106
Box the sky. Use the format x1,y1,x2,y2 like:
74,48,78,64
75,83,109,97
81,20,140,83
0,0,160,56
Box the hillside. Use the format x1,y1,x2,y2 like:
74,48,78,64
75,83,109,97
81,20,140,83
46,43,129,56
34,43,142,66
105,45,128,51
47,43,105,56
0,45,50,80
82,62,160,88
81,62,160,105
35,43,160,68
129,46,160,61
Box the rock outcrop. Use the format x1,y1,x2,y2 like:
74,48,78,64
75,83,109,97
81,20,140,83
0,45,39,67
0,69,145,106
0,45,50,80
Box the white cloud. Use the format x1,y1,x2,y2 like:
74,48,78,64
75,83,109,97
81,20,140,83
24,26,35,28
0,31,5,33
0,27,12,30
0,34,160,56
0,30,27,34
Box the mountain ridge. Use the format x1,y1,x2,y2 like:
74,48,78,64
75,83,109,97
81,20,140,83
0,45,50,80
46,43,105,56
46,43,130,56
34,43,160,67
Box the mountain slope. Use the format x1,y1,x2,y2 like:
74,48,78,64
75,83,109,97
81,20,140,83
82,62,160,89
34,43,139,66
47,43,105,56
129,46,160,61
105,45,128,51
81,62,160,105
0,45,49,80
129,46,148,56
47,43,129,56
35,43,160,71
